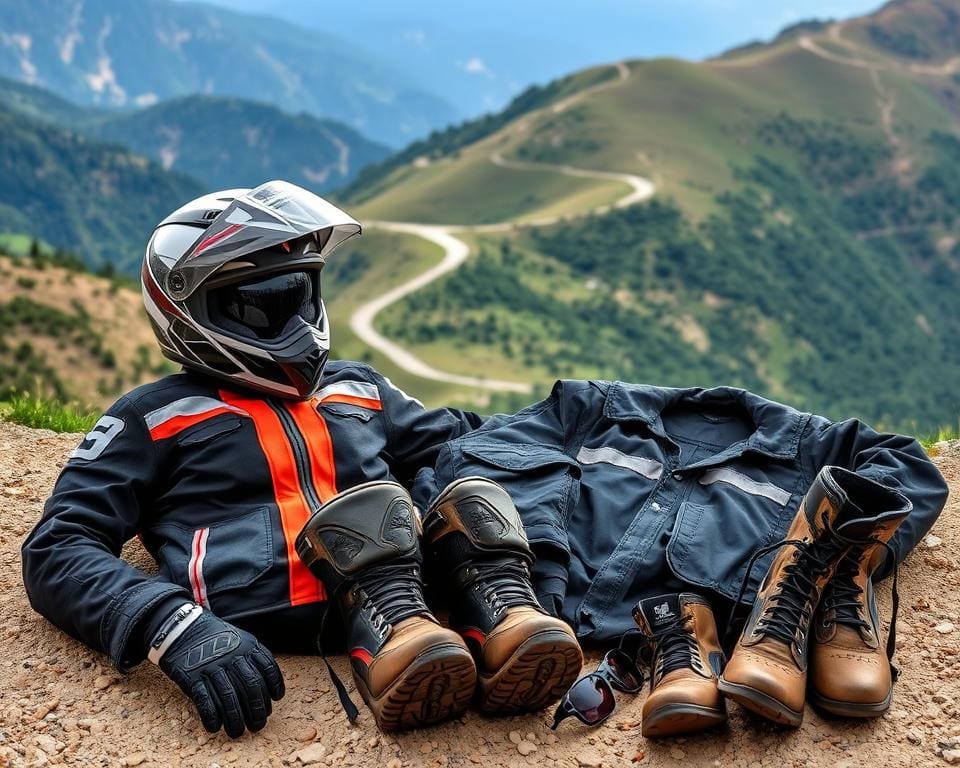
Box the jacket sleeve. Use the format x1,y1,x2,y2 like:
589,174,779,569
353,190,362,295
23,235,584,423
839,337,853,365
21,396,190,671
373,370,486,486
812,418,949,573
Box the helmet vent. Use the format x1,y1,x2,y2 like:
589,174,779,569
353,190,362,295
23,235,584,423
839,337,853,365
203,209,220,220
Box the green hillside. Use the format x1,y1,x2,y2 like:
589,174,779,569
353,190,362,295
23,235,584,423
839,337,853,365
0,106,203,271
91,95,391,193
342,0,960,431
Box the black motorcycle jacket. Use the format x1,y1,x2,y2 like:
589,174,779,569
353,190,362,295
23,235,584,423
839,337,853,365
22,361,484,670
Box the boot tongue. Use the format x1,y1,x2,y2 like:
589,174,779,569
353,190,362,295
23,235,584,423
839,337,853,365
635,594,683,636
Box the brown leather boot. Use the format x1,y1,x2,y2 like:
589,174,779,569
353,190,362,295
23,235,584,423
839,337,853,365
296,481,477,730
718,466,910,727
632,593,727,737
810,503,909,717
424,477,583,714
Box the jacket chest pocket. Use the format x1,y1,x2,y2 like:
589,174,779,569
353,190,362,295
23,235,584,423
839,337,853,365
458,441,580,547
154,506,274,607
667,466,802,602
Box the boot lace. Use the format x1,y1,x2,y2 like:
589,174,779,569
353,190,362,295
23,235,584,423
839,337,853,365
729,513,852,651
355,561,431,632
819,539,901,679
468,557,540,612
820,546,871,632
642,616,702,686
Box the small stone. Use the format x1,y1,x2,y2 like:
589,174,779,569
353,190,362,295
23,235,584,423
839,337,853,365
420,744,434,755
524,733,536,743
292,742,327,765
31,699,59,721
935,623,956,635
516,741,537,756
577,751,603,768
631,751,645,763
92,676,113,691
508,731,522,745
296,727,317,743
669,748,686,760
942,749,960,765
123,754,146,767
386,760,402,768
906,729,922,745
923,534,943,549
941,738,960,750
34,735,61,754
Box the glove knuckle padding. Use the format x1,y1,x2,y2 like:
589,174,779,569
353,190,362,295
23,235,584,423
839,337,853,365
157,612,283,737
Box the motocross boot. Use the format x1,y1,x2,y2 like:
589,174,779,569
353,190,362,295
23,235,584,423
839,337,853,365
424,477,583,714
632,593,727,737
810,495,910,717
718,466,910,727
296,481,476,730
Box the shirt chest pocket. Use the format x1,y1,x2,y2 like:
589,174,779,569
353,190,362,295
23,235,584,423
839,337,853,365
667,466,803,602
457,441,580,544
153,506,275,607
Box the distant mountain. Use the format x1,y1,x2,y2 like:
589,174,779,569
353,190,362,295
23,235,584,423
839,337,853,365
0,0,457,146
91,95,391,193
0,105,203,271
0,77,389,207
204,0,882,118
342,0,960,430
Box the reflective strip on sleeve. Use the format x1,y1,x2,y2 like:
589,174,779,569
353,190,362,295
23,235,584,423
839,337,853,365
699,467,791,505
576,445,663,480
188,527,210,607
145,396,248,441
315,380,383,410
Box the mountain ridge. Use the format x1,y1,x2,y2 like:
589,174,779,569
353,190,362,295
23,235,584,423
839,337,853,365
0,0,457,146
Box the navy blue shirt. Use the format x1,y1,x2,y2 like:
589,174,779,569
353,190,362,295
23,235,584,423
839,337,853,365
416,381,948,643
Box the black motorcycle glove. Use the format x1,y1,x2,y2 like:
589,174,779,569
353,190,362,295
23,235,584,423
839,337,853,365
149,605,284,737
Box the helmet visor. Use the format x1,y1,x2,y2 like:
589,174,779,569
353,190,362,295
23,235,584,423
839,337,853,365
210,269,319,340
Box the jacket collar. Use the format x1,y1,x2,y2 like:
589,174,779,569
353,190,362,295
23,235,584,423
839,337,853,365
602,382,810,460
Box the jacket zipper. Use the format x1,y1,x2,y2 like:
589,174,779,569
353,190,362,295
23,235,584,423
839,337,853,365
268,401,323,512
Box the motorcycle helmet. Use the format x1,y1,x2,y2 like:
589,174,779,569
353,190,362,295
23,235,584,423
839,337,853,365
142,180,360,399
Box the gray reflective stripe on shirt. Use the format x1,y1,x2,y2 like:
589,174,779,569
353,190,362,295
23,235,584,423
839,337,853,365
699,467,791,505
144,396,247,429
576,445,663,480
315,380,381,402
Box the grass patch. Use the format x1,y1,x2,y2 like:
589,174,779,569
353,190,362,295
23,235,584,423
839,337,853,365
921,425,960,455
1,395,97,433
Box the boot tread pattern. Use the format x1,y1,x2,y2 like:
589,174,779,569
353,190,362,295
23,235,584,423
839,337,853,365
478,633,583,714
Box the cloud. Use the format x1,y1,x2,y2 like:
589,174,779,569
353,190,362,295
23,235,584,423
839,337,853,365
458,56,493,78
403,29,426,47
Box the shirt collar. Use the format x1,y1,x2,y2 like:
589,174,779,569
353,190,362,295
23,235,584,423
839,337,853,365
602,382,809,459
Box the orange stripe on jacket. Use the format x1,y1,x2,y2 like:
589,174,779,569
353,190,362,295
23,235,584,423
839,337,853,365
318,393,383,411
285,399,339,510
149,406,238,441
219,390,326,606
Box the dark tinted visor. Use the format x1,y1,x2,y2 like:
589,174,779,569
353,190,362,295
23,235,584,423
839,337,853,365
211,270,319,340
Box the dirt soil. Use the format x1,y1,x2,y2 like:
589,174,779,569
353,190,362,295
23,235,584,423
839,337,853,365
0,422,957,768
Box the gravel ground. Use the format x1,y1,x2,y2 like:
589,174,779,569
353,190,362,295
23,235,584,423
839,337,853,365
0,421,957,768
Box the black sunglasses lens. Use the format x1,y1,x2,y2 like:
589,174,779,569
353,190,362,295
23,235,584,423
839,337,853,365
565,675,616,725
603,649,644,692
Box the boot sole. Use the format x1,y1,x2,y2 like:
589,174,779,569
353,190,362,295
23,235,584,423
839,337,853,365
357,644,477,731
717,677,803,727
641,703,727,738
477,629,583,714
809,687,892,718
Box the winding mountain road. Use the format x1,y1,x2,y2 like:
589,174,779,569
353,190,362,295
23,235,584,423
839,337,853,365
350,61,655,393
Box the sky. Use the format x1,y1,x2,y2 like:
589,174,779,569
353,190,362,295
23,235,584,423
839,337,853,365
197,0,886,116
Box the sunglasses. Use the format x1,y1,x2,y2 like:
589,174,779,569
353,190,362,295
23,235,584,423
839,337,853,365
552,636,645,729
